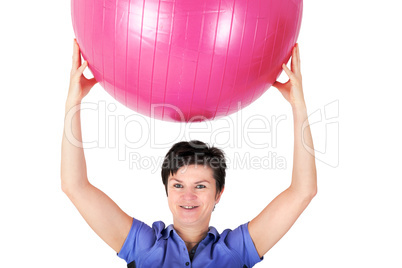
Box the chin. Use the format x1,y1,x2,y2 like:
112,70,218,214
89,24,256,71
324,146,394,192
174,209,203,224
176,213,201,224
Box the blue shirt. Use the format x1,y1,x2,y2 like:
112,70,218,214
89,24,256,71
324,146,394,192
117,218,264,268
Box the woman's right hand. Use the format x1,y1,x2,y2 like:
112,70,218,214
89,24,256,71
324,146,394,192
273,43,305,110
67,39,98,105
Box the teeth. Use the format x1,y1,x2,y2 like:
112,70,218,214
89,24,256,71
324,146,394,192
182,206,196,209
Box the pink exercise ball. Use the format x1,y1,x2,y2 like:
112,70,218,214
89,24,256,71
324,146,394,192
71,0,302,122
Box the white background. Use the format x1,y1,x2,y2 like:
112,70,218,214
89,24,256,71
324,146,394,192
1,0,401,267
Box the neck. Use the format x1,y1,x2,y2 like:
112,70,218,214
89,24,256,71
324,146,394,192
173,222,209,250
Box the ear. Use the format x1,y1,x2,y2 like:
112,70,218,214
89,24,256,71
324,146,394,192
215,186,225,204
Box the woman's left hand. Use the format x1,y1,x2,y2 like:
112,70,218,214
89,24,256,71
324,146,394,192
273,43,305,109
67,39,98,105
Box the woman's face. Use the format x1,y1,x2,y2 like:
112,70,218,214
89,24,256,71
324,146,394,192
167,164,223,227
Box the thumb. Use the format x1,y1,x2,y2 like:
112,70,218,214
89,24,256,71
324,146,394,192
77,60,88,76
82,78,98,96
273,81,285,91
88,77,98,88
273,81,290,101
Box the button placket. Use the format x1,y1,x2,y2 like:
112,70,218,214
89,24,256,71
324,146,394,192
180,241,191,266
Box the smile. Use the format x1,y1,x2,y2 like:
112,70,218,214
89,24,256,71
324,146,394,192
180,206,199,209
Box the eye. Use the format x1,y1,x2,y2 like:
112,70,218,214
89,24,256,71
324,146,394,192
173,184,183,188
196,185,206,189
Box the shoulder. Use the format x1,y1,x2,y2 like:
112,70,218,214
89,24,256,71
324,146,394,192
126,219,167,237
131,219,171,241
117,219,169,262
219,222,250,240
217,222,263,266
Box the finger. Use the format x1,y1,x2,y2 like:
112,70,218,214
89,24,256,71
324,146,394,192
76,60,88,76
292,43,301,75
291,44,299,74
72,39,81,70
282,63,295,79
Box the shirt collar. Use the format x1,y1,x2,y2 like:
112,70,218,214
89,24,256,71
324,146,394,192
161,224,219,243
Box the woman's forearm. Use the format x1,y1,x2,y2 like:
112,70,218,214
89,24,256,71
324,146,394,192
61,100,90,192
289,103,317,196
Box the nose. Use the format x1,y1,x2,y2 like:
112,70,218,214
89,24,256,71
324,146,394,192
182,188,197,201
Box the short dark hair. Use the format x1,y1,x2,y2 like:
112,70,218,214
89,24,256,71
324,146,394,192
161,140,226,197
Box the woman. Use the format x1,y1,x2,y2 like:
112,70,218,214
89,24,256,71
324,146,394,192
61,40,317,267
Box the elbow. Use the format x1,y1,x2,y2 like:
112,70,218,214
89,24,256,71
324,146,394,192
61,179,71,196
60,170,69,194
307,179,318,200
291,185,317,201
311,175,318,198
60,174,70,194
60,177,83,197
300,187,317,201
60,173,90,196
306,173,318,199
309,186,317,199
290,180,317,200
301,187,317,205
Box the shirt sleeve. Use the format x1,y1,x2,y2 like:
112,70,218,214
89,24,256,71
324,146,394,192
116,218,157,264
224,222,264,267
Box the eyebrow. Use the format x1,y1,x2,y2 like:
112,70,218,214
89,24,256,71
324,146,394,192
170,178,211,184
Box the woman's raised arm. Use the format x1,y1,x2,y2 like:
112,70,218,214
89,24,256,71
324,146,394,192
248,43,317,258
61,39,132,253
